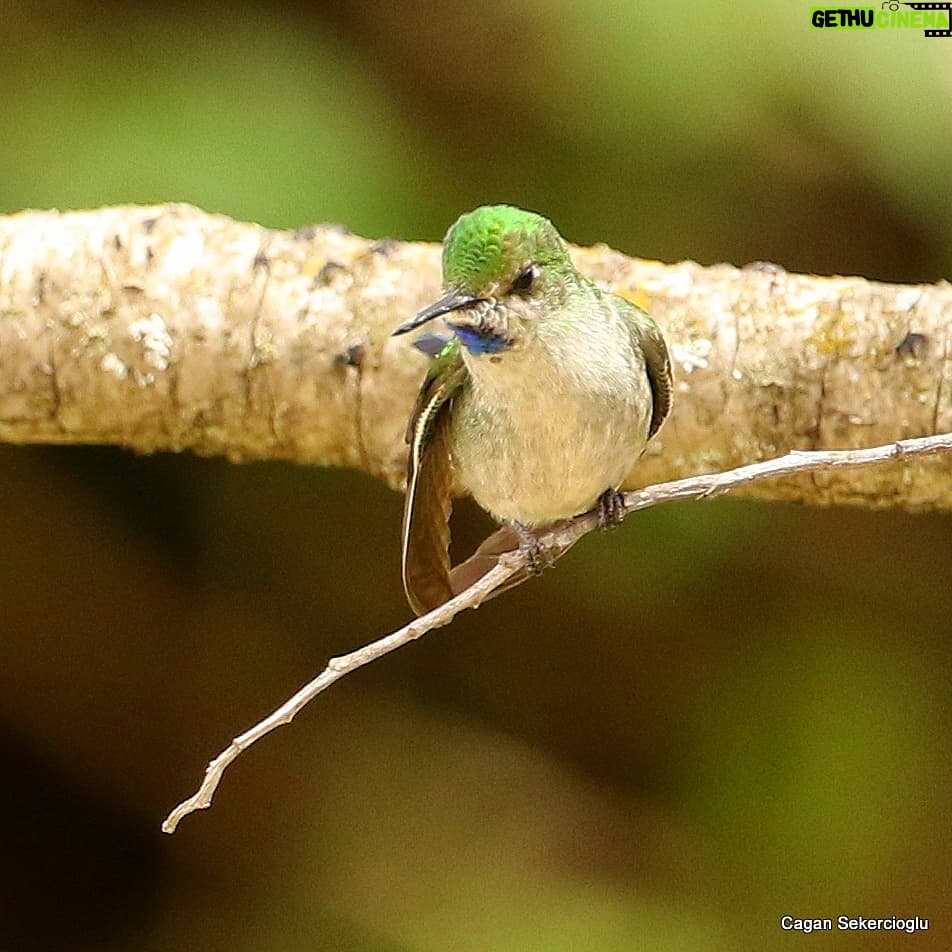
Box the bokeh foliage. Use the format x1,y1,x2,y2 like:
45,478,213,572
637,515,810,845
0,2,949,949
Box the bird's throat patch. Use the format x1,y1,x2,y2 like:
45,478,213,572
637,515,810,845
449,322,512,356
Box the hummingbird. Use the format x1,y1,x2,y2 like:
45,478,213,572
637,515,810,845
393,205,672,616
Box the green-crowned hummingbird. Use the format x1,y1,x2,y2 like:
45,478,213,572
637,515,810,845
393,205,672,615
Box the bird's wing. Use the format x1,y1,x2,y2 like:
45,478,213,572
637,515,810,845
628,307,673,440
402,339,468,616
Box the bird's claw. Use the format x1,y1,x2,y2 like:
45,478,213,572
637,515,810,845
597,488,627,529
513,523,554,575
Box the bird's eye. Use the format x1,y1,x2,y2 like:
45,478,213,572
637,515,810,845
511,264,539,294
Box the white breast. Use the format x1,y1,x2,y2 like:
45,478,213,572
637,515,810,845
450,307,652,525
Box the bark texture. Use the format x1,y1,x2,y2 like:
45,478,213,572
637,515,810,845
1,204,949,508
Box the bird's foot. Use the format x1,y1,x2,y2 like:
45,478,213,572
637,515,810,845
513,522,553,575
597,488,627,529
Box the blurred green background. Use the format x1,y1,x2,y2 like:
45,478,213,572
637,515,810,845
0,2,949,949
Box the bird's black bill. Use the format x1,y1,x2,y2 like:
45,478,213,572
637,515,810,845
393,289,483,336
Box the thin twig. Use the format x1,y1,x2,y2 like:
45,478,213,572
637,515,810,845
162,557,520,833
162,432,952,833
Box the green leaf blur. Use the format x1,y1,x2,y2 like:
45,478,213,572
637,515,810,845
0,2,948,950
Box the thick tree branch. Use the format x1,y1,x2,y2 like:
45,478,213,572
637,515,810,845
2,204,950,508
161,431,952,833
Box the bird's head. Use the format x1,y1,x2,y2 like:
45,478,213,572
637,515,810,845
394,205,581,357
